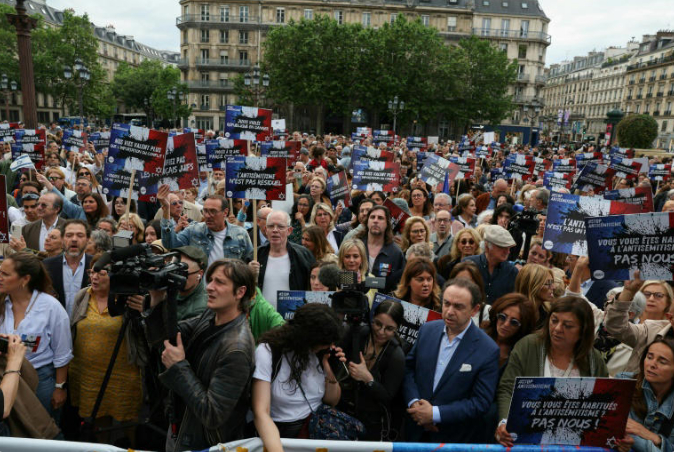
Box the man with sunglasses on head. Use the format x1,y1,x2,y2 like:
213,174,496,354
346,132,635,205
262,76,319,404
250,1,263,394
19,192,65,252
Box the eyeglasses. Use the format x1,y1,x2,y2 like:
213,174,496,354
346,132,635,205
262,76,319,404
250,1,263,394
171,201,184,206
266,224,288,232
203,208,223,216
47,176,63,181
496,312,521,328
410,229,426,235
436,218,451,223
643,290,666,300
372,319,397,334
22,193,40,201
411,193,424,199
459,239,475,245
78,172,90,177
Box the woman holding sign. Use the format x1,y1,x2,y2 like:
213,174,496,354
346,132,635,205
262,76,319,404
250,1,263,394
495,297,608,447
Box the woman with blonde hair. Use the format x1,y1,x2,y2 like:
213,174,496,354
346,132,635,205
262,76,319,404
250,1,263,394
118,213,145,245
337,239,376,303
309,202,344,252
302,225,336,262
514,263,555,329
394,257,441,311
45,167,76,200
436,228,482,280
400,217,432,255
308,177,330,205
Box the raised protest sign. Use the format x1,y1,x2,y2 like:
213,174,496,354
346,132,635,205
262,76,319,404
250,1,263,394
602,186,654,213
271,119,286,132
224,105,272,142
416,152,427,173
101,123,168,201
575,152,603,169
506,377,634,448
552,158,576,174
205,138,247,170
0,123,18,141
88,131,110,151
327,171,351,208
0,175,7,244
15,129,46,147
372,293,441,347
160,133,199,191
609,147,635,159
259,140,300,161
570,162,615,194
504,154,535,181
184,127,205,143
225,156,287,201
534,157,552,178
419,154,459,189
62,129,87,153
372,129,395,146
542,192,644,256
277,291,334,319
196,143,208,172
406,136,427,153
543,172,573,191
649,164,671,182
586,211,674,280
449,156,476,180
477,146,492,160
11,144,44,170
610,157,642,180
384,198,410,234
490,167,504,182
350,145,395,168
352,161,400,193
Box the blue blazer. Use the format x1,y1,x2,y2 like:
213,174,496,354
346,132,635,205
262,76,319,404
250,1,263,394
403,320,499,443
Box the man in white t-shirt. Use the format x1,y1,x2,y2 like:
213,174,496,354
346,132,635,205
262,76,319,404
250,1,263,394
249,210,315,309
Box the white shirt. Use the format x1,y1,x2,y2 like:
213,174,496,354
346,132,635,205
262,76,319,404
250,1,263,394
209,228,228,267
253,343,325,422
38,218,58,252
326,229,339,253
0,290,73,369
8,207,28,228
262,254,291,309
62,254,87,317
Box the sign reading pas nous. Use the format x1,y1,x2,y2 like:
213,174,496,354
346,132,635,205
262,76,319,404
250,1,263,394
225,156,287,201
224,105,272,142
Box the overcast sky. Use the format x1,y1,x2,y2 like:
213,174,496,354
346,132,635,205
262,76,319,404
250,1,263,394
50,0,673,65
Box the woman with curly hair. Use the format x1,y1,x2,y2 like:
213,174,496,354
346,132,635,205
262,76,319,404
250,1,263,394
394,257,441,311
252,304,345,451
400,217,432,255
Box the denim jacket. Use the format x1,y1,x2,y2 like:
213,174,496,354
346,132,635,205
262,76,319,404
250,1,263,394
630,381,674,452
161,219,253,262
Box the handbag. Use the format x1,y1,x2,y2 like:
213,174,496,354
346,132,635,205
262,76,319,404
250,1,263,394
297,381,365,441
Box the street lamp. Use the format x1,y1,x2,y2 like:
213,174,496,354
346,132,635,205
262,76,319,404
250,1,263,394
243,64,269,105
1,74,18,122
522,99,542,146
64,58,90,128
605,109,624,147
167,86,186,128
388,95,404,136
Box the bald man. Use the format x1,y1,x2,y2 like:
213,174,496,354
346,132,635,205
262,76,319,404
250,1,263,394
476,179,508,214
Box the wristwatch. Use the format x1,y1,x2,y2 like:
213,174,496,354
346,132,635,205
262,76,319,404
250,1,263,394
55,381,67,390
365,379,375,388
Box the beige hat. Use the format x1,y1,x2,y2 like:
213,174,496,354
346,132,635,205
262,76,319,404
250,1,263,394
483,225,516,248
151,239,168,254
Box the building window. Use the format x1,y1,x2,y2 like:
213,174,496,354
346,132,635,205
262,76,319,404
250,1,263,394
200,4,210,21
276,8,285,23
521,2,528,8
304,9,313,20
239,6,249,23
481,18,491,36
483,0,490,4
239,31,248,44
362,12,371,27
200,72,209,82
334,10,343,25
196,117,213,130
220,53,229,64
390,13,397,24
421,15,430,26
447,16,457,31
499,43,507,52
501,19,510,37
201,95,210,109
220,30,228,43
220,6,229,22
520,20,529,38
201,29,209,43
183,5,188,15
502,1,509,6
239,50,248,62
518,45,527,59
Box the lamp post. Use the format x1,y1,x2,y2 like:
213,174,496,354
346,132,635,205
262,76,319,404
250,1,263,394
243,65,269,106
6,0,37,128
522,99,542,146
604,109,624,147
388,96,404,136
64,58,90,128
167,87,186,129
1,74,18,122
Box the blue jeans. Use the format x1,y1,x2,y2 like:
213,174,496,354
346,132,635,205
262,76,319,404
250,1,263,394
36,364,62,425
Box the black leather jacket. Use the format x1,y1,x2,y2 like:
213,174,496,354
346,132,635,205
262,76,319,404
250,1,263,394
257,240,316,291
147,309,255,451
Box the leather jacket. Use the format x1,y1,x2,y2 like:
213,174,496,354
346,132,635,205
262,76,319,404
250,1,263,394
146,309,255,451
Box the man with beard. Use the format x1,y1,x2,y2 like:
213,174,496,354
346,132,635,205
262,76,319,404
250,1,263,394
343,198,375,242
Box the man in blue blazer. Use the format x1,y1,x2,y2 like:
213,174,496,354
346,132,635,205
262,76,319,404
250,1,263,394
404,278,500,443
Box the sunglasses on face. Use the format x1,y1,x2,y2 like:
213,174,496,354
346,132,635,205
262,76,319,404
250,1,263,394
496,312,521,328
460,239,475,245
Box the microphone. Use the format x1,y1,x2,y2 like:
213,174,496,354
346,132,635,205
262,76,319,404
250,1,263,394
318,264,342,290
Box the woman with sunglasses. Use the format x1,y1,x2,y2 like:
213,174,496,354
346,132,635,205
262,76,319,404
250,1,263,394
338,300,406,441
75,167,104,198
514,263,556,329
436,228,482,280
45,168,76,201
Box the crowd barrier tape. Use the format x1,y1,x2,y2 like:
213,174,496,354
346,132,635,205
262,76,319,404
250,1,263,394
0,437,126,452
209,438,609,452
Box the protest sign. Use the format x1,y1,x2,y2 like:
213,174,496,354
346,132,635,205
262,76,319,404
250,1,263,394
609,147,635,159
506,377,635,448
225,156,287,201
416,152,427,173
326,171,351,209
570,162,615,194
350,145,395,169
196,143,208,172
0,175,7,244
61,129,87,153
490,167,504,182
534,157,552,178
372,293,442,347
259,140,300,161
277,291,334,320
183,127,205,143
542,192,644,256
477,146,492,160
482,131,495,144
427,136,439,145
575,152,603,169
0,123,18,141
406,136,427,153
552,158,576,174
14,129,46,147
224,105,272,141
602,186,654,213
586,211,674,280
649,164,671,182
610,157,643,180
543,172,573,191
271,119,286,132
352,161,400,193
419,154,459,189
101,123,168,200
205,138,248,170
449,156,476,180
384,198,410,234
504,154,535,181
88,131,110,151
11,144,44,170
372,129,395,146
160,133,199,191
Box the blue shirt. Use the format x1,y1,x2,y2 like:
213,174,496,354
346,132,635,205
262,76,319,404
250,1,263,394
62,254,86,318
431,322,472,423
464,253,518,305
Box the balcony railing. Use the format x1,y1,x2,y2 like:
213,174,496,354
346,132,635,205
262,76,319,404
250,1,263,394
665,110,672,115
535,75,546,84
657,92,664,97
650,76,657,81
654,111,660,116
176,14,258,25
637,94,643,99
516,73,530,82
195,58,251,69
187,80,234,91
471,28,551,44
647,93,653,98
639,78,646,83
627,95,633,100
661,74,668,80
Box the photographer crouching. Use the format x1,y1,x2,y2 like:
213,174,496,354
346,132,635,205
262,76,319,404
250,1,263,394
129,258,256,451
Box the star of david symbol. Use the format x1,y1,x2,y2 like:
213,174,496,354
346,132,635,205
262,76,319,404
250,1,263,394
150,196,157,203
155,167,163,174
0,232,6,242
606,436,617,448
278,193,285,200
191,178,199,187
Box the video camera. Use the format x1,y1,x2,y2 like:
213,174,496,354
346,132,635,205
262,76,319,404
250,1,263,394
508,205,545,262
329,270,385,325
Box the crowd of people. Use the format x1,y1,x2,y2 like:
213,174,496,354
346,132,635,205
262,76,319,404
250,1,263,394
0,121,672,452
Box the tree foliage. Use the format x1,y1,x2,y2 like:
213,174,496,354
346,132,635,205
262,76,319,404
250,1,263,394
616,114,658,149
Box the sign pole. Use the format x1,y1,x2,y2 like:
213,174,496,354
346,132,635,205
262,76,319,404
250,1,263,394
252,199,258,262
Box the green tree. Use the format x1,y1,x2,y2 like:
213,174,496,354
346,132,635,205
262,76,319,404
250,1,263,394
111,60,189,126
444,35,518,130
616,114,658,149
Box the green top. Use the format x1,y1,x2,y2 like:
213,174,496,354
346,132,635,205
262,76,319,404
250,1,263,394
248,287,284,342
497,333,608,420
176,281,208,321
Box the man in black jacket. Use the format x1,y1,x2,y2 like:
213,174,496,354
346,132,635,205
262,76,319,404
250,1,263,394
143,258,256,451
249,210,315,309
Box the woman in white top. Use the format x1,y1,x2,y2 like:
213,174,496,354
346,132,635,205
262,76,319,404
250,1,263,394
0,253,73,423
252,303,345,452
309,202,344,253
